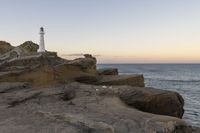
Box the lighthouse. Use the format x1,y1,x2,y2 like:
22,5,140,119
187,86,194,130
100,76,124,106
38,27,45,52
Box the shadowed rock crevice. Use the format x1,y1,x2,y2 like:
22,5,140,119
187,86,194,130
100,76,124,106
8,92,42,107
36,111,115,133
97,68,118,76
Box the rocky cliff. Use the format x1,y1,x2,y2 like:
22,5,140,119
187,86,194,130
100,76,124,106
0,41,199,133
0,41,14,55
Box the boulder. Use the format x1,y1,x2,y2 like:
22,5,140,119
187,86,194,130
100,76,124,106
118,86,184,118
96,74,144,87
67,54,96,73
91,84,184,118
97,68,118,75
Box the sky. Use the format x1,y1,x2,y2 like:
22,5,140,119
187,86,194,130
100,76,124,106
0,0,200,63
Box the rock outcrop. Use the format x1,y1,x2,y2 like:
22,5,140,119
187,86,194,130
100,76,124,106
73,74,145,87
0,41,39,62
0,41,14,55
96,74,145,87
0,53,97,86
0,41,198,132
0,42,143,87
0,41,98,86
97,68,118,75
118,86,184,118
0,82,197,133
19,41,39,53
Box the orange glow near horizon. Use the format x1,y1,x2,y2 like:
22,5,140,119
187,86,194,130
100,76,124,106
2,1,200,63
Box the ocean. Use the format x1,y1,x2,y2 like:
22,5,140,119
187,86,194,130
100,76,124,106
97,64,200,127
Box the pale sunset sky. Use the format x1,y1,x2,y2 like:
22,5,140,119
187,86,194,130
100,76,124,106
0,0,200,63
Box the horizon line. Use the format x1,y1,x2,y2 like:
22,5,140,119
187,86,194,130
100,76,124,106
97,63,200,65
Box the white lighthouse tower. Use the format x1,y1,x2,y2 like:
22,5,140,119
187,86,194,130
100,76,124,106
38,27,45,52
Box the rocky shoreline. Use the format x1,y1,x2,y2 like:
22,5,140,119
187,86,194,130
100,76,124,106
0,41,199,133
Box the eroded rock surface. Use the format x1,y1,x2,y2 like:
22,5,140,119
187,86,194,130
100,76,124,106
0,82,197,133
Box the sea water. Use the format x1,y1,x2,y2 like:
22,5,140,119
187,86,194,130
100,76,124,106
97,64,200,127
